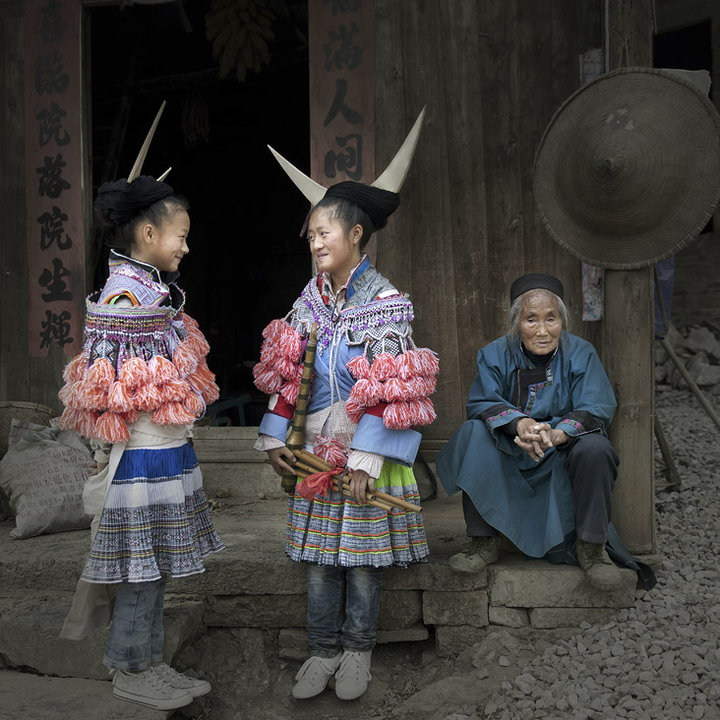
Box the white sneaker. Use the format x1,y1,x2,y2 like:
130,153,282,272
334,649,372,701
153,662,211,697
112,667,194,710
292,653,342,699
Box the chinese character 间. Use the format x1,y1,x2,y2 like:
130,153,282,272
324,133,362,180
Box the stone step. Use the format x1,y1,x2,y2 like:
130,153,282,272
0,591,206,681
191,427,443,504
0,670,174,719
192,426,280,502
1,493,643,672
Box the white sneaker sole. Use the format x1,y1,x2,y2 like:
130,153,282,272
113,686,194,710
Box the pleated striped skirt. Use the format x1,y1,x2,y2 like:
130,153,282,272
81,441,224,584
285,461,428,568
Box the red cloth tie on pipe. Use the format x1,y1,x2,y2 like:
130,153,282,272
297,468,344,501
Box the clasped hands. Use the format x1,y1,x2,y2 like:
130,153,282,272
267,446,375,504
514,417,568,462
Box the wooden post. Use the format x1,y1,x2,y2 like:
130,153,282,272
604,0,656,554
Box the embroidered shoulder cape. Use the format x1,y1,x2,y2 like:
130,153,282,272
58,256,218,444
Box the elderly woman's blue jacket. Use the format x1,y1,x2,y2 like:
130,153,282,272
436,331,616,557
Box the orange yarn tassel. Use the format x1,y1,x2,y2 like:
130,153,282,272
149,355,179,384
119,356,151,388
152,402,196,426
62,353,86,384
107,381,134,413
134,383,163,413
173,341,199,377
86,357,115,390
96,411,131,443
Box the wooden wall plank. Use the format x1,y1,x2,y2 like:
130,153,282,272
0,1,31,402
375,0,462,444
374,0,654,551
604,0,656,554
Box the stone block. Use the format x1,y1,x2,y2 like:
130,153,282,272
434,625,488,658
488,606,529,627
530,606,621,628
384,560,487,592
0,522,87,592
0,592,208,681
377,589,422,629
277,628,308,660
175,538,306,596
489,558,637,608
162,598,206,662
0,670,172,719
423,590,488,627
377,623,430,644
204,594,306,628
0,592,107,679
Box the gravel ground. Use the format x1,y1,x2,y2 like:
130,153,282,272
199,384,720,720
474,385,720,720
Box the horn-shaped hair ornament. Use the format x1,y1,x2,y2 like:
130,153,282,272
268,106,426,204
127,101,170,183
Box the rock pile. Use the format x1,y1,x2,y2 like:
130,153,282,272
474,386,720,720
656,324,720,389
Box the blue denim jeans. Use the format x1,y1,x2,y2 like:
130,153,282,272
306,564,382,657
104,579,165,671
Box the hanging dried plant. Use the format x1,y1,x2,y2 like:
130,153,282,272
205,0,274,82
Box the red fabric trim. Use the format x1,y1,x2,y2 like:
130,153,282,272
270,394,295,419
364,402,387,418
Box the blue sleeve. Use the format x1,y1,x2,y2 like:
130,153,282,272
350,413,421,467
466,340,527,432
258,412,290,443
556,341,616,436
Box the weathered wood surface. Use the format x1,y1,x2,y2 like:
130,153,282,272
0,0,72,414
603,0,655,554
375,0,601,442
375,0,657,552
0,1,30,404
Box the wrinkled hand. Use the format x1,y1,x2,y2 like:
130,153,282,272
267,446,296,476
348,469,375,504
514,418,568,461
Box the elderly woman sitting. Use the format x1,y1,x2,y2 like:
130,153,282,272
436,272,624,590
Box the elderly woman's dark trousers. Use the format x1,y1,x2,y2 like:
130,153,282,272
462,433,619,545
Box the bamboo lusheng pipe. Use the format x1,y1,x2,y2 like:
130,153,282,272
281,324,318,493
293,448,423,514
292,465,396,513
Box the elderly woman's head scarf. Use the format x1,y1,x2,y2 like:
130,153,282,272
510,273,564,303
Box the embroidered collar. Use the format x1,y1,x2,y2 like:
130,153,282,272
317,255,371,305
108,249,180,286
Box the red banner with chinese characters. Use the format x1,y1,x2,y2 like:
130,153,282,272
308,0,375,187
25,0,84,357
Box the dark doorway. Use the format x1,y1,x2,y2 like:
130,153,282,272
88,0,312,424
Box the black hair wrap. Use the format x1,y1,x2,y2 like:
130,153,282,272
94,175,174,225
510,273,565,303
324,181,400,230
